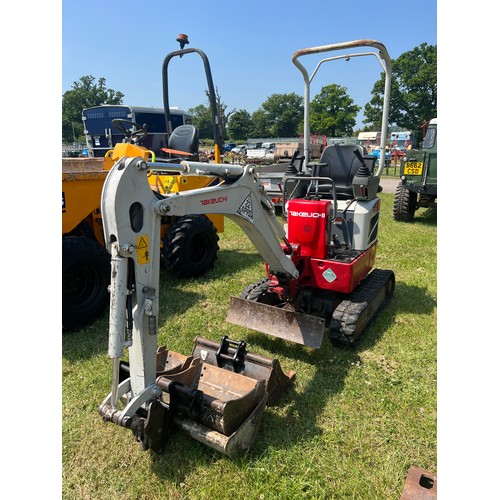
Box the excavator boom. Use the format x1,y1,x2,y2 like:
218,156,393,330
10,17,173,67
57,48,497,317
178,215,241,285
99,155,296,457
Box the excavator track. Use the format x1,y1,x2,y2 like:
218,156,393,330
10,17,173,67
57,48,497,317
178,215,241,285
329,269,395,346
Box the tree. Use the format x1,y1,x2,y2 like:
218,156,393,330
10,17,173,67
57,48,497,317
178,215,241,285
250,109,271,138
188,104,214,139
251,93,303,138
363,43,437,135
209,87,236,141
190,87,236,142
227,110,252,140
309,84,360,136
62,76,124,142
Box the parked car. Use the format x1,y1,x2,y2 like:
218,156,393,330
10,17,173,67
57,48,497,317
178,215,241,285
224,143,236,152
231,145,247,154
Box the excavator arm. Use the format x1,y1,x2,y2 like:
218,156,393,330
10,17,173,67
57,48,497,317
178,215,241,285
98,155,297,456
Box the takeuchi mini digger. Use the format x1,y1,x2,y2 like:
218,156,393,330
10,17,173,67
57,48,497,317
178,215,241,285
98,38,395,458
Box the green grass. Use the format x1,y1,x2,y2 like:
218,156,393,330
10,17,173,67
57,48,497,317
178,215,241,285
62,194,436,499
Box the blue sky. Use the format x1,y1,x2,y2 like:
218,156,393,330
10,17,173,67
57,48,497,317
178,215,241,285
62,0,437,129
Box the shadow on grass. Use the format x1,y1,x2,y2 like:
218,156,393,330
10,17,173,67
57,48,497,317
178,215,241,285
413,207,437,226
143,332,361,482
146,283,435,480
64,246,436,481
63,247,263,361
210,248,263,277
62,270,206,362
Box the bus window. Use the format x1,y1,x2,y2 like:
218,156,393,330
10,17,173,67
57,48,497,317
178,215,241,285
135,112,167,133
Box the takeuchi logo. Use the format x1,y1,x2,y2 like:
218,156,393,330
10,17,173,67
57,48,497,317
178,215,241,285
200,196,228,206
289,210,325,218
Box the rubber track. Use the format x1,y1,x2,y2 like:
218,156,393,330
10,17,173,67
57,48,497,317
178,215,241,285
330,269,395,346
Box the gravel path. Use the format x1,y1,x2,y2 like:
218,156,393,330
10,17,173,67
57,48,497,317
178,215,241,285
380,178,399,194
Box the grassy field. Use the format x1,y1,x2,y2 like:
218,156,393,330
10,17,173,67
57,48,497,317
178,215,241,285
62,192,437,499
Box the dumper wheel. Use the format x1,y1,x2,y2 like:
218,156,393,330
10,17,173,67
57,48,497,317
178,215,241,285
393,181,417,222
161,215,219,278
62,236,111,331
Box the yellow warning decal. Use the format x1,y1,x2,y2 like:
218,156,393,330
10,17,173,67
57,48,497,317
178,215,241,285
136,235,150,265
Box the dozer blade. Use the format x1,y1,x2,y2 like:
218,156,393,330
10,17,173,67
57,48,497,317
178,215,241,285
226,297,326,349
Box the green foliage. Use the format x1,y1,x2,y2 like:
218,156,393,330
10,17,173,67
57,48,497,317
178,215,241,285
62,75,124,142
188,103,214,139
364,43,437,132
250,108,271,137
309,84,360,136
227,109,252,140
251,93,303,138
189,88,235,143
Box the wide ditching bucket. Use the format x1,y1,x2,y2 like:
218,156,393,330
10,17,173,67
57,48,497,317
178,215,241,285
117,336,295,459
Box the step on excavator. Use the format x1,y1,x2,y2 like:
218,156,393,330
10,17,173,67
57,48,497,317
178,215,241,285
98,39,395,458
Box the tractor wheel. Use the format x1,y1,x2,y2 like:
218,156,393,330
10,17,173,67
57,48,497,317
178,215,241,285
62,236,111,331
161,215,219,278
393,181,417,222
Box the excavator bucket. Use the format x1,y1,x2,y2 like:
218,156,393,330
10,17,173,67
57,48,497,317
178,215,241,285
191,336,296,405
156,366,266,436
116,337,294,459
226,297,326,349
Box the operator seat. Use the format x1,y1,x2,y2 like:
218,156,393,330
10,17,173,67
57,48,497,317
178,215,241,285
315,144,374,199
161,124,200,162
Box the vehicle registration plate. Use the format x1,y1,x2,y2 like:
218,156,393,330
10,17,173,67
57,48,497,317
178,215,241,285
403,161,423,175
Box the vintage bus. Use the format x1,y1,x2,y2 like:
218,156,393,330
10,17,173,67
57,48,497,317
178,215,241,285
82,105,192,157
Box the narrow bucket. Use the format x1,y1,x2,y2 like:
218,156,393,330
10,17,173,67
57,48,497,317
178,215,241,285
192,336,296,405
156,363,266,436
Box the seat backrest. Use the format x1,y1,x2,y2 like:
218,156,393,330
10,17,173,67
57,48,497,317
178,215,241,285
168,125,199,155
316,144,367,198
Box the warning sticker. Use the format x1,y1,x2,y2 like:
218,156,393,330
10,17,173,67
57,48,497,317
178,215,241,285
236,194,254,221
136,235,150,265
322,268,337,283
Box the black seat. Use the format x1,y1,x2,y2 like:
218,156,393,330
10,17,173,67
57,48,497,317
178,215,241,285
161,125,199,161
315,144,374,199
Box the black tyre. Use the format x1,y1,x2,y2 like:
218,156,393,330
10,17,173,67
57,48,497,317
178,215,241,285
241,278,270,300
240,278,281,306
393,181,417,222
161,215,219,278
62,236,111,331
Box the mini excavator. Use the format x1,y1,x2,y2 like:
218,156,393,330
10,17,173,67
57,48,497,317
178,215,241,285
98,38,395,458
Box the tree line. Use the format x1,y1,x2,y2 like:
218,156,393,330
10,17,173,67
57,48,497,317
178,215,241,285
62,43,436,144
